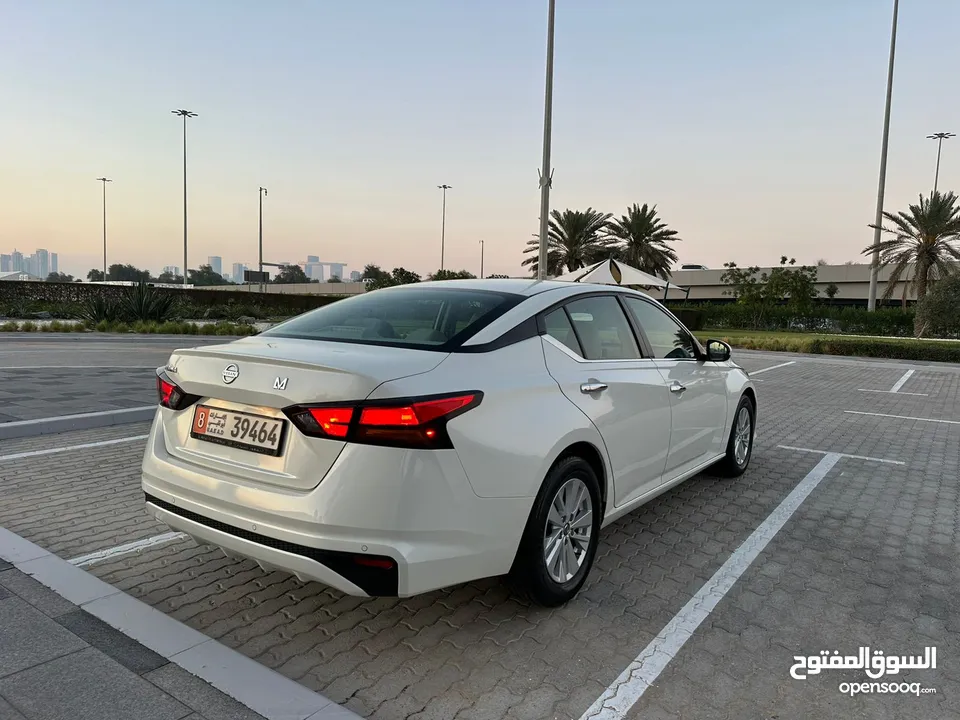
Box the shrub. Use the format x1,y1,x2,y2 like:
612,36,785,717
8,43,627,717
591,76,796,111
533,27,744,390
698,332,960,363
19,321,37,332
1,321,19,332
80,294,123,323
914,276,960,338
122,282,175,322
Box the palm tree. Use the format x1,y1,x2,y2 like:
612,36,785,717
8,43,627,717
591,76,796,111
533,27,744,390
604,203,681,279
863,191,960,310
522,208,612,277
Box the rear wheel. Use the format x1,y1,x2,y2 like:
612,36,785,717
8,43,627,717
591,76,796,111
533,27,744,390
715,394,755,477
510,455,601,606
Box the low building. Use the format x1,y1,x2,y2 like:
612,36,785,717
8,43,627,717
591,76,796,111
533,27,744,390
0,271,42,282
664,263,934,305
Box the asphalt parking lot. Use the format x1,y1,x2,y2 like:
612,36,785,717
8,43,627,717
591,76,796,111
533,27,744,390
1,336,958,719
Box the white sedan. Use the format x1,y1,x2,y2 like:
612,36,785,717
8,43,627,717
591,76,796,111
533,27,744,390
143,279,756,606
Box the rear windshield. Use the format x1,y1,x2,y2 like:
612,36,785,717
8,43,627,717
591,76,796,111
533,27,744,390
260,286,522,349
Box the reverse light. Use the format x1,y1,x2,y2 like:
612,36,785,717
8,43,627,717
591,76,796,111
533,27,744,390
284,392,482,449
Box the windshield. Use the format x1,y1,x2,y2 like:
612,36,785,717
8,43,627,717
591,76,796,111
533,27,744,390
260,286,522,349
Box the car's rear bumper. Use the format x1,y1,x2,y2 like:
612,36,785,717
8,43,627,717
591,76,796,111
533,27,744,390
141,415,532,597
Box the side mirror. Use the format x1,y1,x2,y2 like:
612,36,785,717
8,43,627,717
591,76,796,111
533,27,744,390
705,339,731,362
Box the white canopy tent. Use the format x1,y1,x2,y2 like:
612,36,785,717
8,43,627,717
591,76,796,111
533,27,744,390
552,258,689,300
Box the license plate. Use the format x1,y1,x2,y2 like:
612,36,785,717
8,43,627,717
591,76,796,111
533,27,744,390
191,405,286,456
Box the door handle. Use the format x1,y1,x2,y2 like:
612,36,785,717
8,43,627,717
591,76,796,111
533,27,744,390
580,382,608,394
669,381,686,394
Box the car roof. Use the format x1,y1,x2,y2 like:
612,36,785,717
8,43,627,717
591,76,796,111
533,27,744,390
385,278,655,299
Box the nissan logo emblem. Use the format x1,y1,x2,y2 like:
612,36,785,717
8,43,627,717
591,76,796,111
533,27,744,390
222,364,240,384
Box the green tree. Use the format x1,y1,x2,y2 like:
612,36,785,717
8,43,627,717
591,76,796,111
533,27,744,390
429,269,477,281
107,263,151,282
915,274,960,338
863,191,960,314
521,208,612,277
188,264,232,286
605,203,680,279
273,264,309,284
46,272,75,282
825,283,840,303
86,269,105,282
360,264,395,290
486,274,510,279
328,275,342,283
766,257,819,312
156,271,182,284
390,267,421,285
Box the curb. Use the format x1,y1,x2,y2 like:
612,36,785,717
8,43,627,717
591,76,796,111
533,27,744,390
0,527,360,720
0,407,158,440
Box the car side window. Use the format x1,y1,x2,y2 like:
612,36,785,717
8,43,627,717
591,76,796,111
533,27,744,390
543,308,583,356
623,297,698,360
563,297,642,360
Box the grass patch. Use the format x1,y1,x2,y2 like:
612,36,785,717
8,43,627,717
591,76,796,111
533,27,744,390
0,319,257,336
698,329,960,363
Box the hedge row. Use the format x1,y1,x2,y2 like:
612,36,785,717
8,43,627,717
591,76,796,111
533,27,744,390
0,280,343,319
671,303,922,337
0,319,259,336
700,332,960,363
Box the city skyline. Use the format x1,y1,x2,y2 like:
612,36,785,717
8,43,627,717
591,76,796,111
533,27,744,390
1,248,58,278
3,1,959,280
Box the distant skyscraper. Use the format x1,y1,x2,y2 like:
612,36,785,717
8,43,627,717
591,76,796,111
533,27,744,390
34,249,49,279
306,255,319,263
51,253,58,274
328,263,346,281
207,256,222,276
11,251,23,272
0,254,10,273
304,261,323,281
232,263,247,283
162,265,180,277
349,270,361,282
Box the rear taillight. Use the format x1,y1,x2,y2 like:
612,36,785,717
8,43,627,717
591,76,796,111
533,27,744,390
284,392,481,449
156,371,201,411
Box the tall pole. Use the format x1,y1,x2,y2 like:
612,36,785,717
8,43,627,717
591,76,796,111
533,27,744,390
537,0,557,281
927,132,955,193
438,184,451,271
96,177,112,279
480,239,484,278
172,110,197,284
259,187,267,292
867,0,898,312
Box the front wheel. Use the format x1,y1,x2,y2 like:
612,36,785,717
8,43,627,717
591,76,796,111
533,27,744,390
715,394,755,477
510,456,601,606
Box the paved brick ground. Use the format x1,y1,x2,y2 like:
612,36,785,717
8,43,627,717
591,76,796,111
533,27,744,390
0,336,229,423
0,565,266,720
0,351,957,719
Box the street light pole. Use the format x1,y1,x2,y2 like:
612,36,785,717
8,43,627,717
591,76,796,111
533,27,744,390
438,185,451,271
927,132,956,193
95,177,112,279
867,0,899,312
479,239,484,278
259,187,267,293
172,109,197,284
537,0,557,281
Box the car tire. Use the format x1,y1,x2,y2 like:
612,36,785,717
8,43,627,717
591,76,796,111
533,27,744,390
715,394,755,478
509,455,602,607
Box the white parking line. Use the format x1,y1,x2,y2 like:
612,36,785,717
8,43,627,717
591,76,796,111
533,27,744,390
844,410,960,425
857,368,928,396
890,369,915,393
749,361,795,375
0,435,149,462
68,532,187,567
777,445,906,465
0,366,159,370
580,452,844,719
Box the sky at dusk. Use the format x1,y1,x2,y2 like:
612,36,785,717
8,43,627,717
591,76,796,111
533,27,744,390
2,0,959,280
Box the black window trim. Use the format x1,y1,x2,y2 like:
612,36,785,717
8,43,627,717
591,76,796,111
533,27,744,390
619,294,705,361
535,290,654,361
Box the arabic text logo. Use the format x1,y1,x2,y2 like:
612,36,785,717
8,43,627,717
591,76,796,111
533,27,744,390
790,646,936,681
